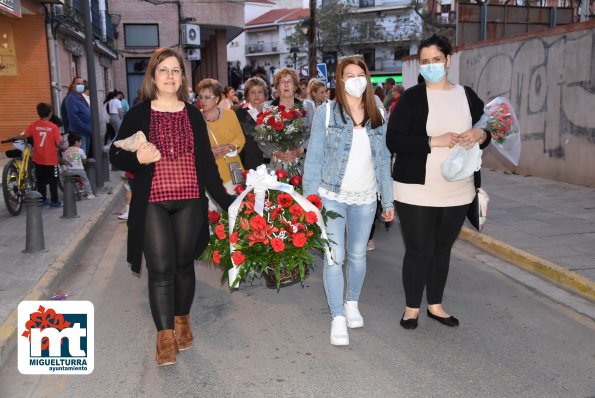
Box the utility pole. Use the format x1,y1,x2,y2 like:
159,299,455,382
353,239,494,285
308,0,317,80
82,0,103,187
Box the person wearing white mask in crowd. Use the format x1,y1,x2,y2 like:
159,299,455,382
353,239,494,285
64,76,92,155
303,55,394,346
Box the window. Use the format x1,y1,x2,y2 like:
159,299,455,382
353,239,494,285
124,24,159,47
359,0,375,7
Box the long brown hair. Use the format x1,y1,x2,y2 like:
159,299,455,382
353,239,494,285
139,48,189,102
334,55,383,129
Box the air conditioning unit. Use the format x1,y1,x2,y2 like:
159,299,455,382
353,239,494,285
181,24,200,48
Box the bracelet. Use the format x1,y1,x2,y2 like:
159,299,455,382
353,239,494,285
428,136,432,148
480,130,487,143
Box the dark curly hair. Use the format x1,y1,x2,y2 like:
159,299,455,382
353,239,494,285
418,34,453,58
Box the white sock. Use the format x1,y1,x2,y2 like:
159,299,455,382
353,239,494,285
124,204,129,214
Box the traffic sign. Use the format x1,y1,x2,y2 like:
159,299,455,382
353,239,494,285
299,63,328,82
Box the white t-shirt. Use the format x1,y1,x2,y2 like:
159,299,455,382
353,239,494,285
108,98,122,115
64,146,86,170
319,126,377,205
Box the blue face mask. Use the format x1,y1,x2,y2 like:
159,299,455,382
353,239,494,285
420,63,446,84
75,84,85,94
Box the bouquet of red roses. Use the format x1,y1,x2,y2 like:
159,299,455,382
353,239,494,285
474,96,521,165
254,104,308,152
200,165,339,289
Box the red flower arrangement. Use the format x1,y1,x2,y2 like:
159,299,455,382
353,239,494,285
254,104,308,152
200,167,338,289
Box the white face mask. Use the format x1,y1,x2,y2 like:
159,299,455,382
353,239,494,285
343,76,367,98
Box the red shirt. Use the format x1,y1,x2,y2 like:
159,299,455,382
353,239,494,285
148,109,199,202
25,120,62,166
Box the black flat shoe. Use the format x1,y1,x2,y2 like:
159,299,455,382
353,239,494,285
400,312,418,330
427,309,459,327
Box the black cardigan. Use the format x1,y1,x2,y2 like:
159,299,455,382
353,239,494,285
109,100,234,273
235,106,265,170
386,83,491,188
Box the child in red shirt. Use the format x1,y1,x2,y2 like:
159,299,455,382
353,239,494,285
25,103,63,207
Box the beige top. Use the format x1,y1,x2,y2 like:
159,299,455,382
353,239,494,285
394,84,476,207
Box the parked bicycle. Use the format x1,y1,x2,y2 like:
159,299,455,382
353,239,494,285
1,137,37,216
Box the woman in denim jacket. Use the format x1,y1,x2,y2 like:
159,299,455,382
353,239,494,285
303,55,394,346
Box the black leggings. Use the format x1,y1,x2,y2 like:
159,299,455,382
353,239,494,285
35,163,59,202
396,201,469,308
143,199,203,331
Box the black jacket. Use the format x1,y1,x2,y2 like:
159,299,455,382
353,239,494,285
386,83,491,189
109,100,234,273
235,106,264,170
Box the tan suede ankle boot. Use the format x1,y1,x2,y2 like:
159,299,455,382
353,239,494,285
174,315,193,351
156,329,178,366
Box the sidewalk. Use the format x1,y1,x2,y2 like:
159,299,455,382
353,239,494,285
0,169,124,368
459,169,595,302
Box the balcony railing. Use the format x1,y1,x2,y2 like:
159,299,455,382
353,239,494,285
245,41,282,55
51,0,116,47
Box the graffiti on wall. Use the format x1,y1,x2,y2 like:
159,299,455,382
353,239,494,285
463,30,595,159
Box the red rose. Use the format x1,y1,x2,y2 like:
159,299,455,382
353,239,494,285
229,231,239,244
267,116,277,127
271,238,285,253
292,232,307,248
289,175,302,186
289,203,303,217
207,210,220,224
234,184,245,195
277,193,293,208
274,121,285,131
212,250,221,264
215,224,226,240
250,214,267,230
242,169,250,179
306,194,323,210
278,105,286,112
231,251,246,266
239,217,250,231
275,169,288,180
305,211,318,224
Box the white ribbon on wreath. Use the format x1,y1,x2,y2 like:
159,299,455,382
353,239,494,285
227,164,332,287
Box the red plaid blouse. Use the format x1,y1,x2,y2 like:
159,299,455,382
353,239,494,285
148,108,199,202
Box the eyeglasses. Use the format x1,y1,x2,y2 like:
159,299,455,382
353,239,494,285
198,95,217,101
156,67,183,77
279,79,294,86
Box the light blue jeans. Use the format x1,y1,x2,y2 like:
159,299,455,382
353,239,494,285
322,197,377,318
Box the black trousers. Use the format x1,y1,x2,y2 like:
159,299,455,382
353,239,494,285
396,201,469,308
35,163,59,202
143,198,203,331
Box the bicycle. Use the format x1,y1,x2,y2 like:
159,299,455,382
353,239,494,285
1,136,37,216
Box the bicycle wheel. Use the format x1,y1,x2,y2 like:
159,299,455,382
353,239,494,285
2,160,23,216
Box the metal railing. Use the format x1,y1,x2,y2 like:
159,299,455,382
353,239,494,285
245,41,282,55
51,0,116,47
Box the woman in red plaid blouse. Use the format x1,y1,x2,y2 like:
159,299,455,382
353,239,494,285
110,48,234,367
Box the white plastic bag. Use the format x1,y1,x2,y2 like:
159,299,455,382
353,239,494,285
441,143,482,182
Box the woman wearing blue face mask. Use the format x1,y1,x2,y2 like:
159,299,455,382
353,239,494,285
386,34,491,330
303,55,394,346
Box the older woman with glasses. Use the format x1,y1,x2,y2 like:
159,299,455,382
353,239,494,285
109,48,234,366
197,78,245,204
259,67,308,173
235,76,269,170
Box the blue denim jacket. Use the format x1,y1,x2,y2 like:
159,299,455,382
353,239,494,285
303,101,394,212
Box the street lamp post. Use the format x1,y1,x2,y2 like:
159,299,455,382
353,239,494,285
308,0,317,80
290,47,299,69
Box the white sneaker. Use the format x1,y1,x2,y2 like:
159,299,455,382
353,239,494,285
118,212,128,220
330,316,349,346
345,301,364,328
86,194,95,199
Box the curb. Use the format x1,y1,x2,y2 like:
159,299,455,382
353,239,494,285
459,226,595,303
0,182,124,370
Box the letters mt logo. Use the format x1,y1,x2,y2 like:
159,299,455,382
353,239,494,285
18,301,94,375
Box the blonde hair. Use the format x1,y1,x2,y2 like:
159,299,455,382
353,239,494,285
334,55,382,129
306,79,326,101
139,48,189,102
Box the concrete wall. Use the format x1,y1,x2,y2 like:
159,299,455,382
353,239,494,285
403,21,595,187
